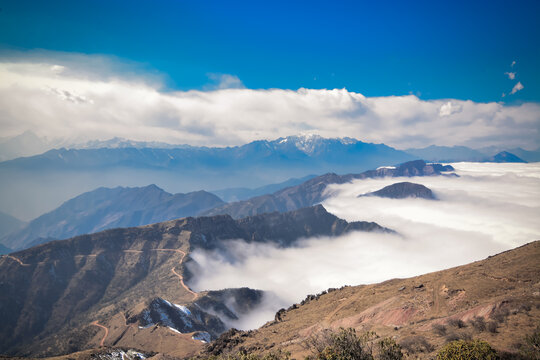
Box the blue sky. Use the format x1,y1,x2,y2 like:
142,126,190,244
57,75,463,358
1,0,539,102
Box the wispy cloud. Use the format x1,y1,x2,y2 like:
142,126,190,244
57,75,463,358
505,72,516,80
0,52,539,150
205,73,245,90
510,81,524,95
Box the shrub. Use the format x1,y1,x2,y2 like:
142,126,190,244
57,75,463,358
377,338,403,360
491,307,510,323
305,328,375,360
399,335,434,354
487,321,498,333
447,319,466,328
437,340,498,360
469,316,487,332
433,323,447,336
520,326,540,360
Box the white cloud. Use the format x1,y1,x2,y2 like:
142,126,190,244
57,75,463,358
205,73,245,90
510,81,524,95
438,101,462,117
188,163,540,329
0,53,539,149
505,71,516,80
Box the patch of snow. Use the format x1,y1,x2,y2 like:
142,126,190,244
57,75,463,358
192,331,212,343
376,166,396,170
174,303,192,316
167,326,182,334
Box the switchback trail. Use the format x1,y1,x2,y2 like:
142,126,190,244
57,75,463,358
153,249,199,301
90,320,109,347
1,255,30,266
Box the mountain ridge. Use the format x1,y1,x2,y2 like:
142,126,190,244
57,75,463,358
1,185,225,250
0,205,388,357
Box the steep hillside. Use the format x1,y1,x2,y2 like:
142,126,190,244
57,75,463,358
1,185,225,250
0,205,387,358
201,242,540,359
204,160,454,219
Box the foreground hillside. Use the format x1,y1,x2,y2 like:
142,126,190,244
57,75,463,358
201,241,540,359
0,205,387,358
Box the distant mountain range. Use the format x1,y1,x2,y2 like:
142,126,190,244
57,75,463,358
0,160,451,251
0,205,387,357
405,145,539,162
211,174,316,202
203,160,455,219
1,185,225,251
0,134,416,220
1,133,536,221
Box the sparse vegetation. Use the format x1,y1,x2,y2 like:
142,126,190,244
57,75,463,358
520,326,540,360
304,328,403,360
437,339,498,360
445,331,472,343
447,318,466,328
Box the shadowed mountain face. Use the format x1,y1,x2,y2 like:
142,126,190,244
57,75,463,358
204,160,454,219
360,182,436,200
1,185,225,251
0,205,387,357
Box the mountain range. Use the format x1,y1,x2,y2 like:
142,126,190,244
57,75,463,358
0,134,415,221
203,160,454,219
405,145,539,162
0,205,388,357
1,160,450,251
1,185,225,251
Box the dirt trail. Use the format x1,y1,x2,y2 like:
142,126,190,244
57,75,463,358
153,249,199,301
90,320,109,347
1,255,29,266
122,248,199,300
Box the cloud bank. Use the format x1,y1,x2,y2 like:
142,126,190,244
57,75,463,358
0,52,539,150
187,163,540,329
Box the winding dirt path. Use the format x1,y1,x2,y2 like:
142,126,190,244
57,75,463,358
153,249,199,301
90,320,109,347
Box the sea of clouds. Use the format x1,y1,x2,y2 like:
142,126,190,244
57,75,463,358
187,162,540,329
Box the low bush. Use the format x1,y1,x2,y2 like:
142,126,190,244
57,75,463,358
399,335,434,354
437,339,497,360
433,323,447,336
469,316,486,332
